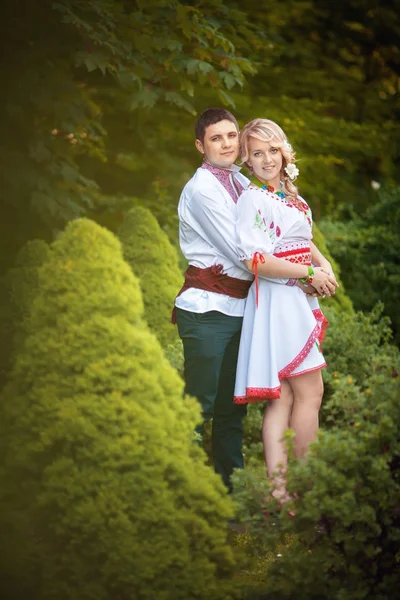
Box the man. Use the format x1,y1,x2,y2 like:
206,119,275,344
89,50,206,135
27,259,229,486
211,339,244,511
174,108,255,492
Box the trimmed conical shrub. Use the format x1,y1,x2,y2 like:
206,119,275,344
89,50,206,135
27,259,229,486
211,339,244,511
0,219,235,600
0,239,51,387
117,205,183,348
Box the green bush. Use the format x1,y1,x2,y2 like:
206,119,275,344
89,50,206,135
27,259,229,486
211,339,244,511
164,337,184,377
234,366,400,599
117,205,183,348
311,223,353,315
321,302,396,382
0,239,51,388
319,186,400,345
0,218,236,600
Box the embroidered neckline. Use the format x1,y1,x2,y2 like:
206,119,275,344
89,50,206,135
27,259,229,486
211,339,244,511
201,161,244,203
252,183,311,218
261,182,286,199
201,160,241,174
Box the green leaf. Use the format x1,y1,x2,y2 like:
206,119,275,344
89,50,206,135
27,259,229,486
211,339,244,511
217,89,236,107
164,91,196,114
129,87,160,109
220,71,237,90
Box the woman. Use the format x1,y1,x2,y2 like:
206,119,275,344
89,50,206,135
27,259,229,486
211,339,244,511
233,118,338,505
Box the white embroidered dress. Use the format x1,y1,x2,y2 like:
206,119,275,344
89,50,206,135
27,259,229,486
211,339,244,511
233,186,328,404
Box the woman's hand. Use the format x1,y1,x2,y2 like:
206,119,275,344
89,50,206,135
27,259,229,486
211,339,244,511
318,258,334,277
312,267,338,296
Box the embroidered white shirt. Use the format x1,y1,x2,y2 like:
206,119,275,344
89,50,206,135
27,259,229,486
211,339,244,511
175,165,253,317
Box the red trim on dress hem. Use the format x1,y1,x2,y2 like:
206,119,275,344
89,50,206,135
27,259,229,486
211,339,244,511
278,323,320,380
233,311,329,405
285,362,327,379
234,385,281,403
234,362,327,404
312,308,329,346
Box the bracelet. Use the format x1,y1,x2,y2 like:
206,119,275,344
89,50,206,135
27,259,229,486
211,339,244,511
286,278,297,287
299,266,314,285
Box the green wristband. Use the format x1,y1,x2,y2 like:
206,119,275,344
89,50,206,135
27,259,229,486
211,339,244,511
299,266,315,284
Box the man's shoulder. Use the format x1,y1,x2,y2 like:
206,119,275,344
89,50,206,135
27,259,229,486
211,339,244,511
182,167,218,193
179,167,223,207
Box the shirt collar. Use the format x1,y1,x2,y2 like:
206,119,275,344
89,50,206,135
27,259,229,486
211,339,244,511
201,160,244,202
201,160,241,174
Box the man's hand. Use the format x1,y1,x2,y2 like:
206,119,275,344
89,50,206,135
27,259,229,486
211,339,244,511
295,280,319,297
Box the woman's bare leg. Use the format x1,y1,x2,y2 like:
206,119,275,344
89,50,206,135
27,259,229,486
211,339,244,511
262,380,293,500
288,370,324,458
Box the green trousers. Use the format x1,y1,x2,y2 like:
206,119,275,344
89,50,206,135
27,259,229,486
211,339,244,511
176,308,247,492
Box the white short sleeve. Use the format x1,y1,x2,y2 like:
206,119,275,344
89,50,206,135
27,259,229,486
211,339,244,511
236,188,284,260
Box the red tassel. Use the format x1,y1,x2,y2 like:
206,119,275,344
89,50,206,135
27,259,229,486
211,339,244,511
252,252,265,308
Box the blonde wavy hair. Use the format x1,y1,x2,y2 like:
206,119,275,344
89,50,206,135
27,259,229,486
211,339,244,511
240,118,298,201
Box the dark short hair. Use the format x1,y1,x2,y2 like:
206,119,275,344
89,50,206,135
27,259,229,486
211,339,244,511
195,108,239,143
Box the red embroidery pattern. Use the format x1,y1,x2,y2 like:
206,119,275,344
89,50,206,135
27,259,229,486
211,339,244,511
313,308,329,346
286,363,327,379
251,185,312,221
234,361,328,404
278,322,321,380
201,162,244,202
254,210,281,239
234,386,281,404
274,248,312,264
275,240,310,253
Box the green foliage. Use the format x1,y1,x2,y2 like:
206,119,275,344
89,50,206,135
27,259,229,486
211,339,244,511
164,338,184,378
234,366,400,599
319,186,400,344
321,303,396,388
0,0,260,247
239,0,400,203
0,239,51,388
0,218,236,600
311,223,353,314
117,205,182,348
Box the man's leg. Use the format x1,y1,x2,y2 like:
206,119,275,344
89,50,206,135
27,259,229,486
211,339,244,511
176,308,245,490
212,318,246,492
176,308,225,423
